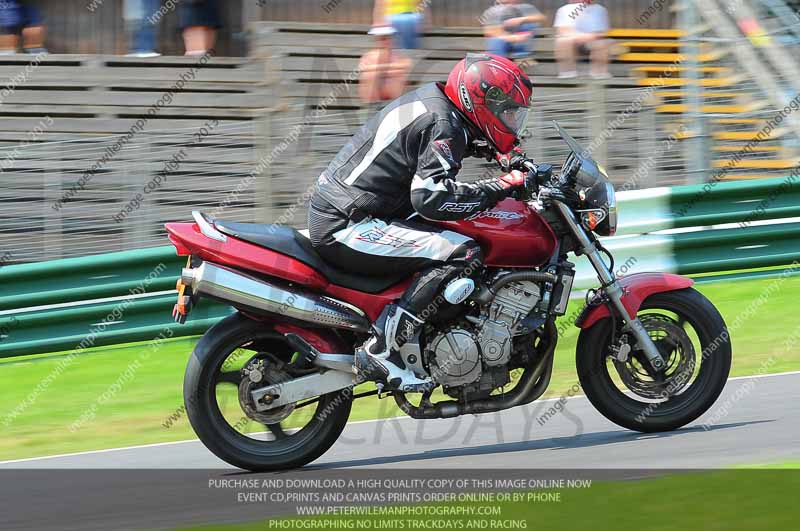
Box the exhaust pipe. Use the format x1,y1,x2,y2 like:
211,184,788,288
182,262,370,332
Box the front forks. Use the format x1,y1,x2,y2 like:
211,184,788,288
555,202,666,372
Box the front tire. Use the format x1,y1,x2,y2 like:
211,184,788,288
576,288,731,433
184,313,352,471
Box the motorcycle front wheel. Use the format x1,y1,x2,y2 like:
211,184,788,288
576,288,731,433
184,313,352,471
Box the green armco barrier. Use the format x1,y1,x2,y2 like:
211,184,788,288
670,174,800,228
0,246,184,311
616,174,800,235
3,175,800,359
0,294,232,358
674,222,800,274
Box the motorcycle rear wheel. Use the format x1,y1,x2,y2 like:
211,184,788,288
184,313,352,471
576,288,731,433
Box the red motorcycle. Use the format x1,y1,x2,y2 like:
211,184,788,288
166,123,731,471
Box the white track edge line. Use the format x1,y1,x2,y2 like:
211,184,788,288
1,370,798,465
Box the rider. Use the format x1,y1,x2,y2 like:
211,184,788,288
308,53,535,392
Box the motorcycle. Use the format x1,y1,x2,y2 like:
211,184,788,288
165,122,731,471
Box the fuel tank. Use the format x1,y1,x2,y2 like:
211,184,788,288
435,199,558,267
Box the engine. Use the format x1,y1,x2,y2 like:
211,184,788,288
425,279,544,397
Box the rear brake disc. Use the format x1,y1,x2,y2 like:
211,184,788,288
238,358,297,424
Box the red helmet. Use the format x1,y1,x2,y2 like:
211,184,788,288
444,53,533,154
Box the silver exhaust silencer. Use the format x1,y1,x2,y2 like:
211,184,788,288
182,262,370,332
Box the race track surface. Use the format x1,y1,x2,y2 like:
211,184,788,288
3,372,798,470
1,373,798,531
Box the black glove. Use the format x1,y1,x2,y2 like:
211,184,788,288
496,147,527,173
469,140,496,162
476,170,527,203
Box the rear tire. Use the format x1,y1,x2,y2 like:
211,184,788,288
577,288,731,433
184,313,352,471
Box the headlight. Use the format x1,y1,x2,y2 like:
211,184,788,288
577,181,616,236
579,208,608,232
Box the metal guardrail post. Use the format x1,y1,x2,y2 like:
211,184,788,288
43,145,64,260
639,105,659,189
680,1,710,184
253,26,276,224
530,105,543,162
134,137,156,247
589,79,608,169
254,112,273,224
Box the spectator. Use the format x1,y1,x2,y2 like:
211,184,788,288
482,0,545,59
358,26,412,105
0,1,47,55
124,0,161,57
179,0,220,56
373,0,425,50
554,0,610,79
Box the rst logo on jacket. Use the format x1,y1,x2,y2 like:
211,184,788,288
438,201,481,213
433,139,454,162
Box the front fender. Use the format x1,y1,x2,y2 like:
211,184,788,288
576,273,694,329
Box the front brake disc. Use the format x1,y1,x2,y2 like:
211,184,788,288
612,314,696,399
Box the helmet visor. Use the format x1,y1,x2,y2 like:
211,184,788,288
499,106,529,135
485,86,530,136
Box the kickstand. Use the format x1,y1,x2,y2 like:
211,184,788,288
376,382,388,399
420,389,434,408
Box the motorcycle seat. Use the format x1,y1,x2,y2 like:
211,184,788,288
213,220,407,293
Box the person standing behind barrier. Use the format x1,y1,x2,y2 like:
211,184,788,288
482,0,545,59
0,1,47,55
358,26,412,105
373,0,425,50
553,0,610,79
179,0,220,56
124,0,161,57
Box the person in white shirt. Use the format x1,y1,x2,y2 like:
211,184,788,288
553,1,610,79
